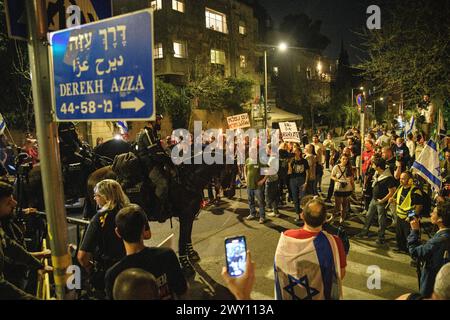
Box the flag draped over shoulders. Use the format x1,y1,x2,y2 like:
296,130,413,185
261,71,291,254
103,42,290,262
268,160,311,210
274,231,342,300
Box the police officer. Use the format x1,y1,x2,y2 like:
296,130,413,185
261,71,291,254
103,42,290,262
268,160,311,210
389,171,423,253
136,114,173,221
0,182,50,299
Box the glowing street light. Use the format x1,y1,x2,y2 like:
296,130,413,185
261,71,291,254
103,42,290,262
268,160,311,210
317,61,322,73
278,42,288,52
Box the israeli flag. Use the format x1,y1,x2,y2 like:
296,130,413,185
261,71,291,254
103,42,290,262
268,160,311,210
274,232,343,300
404,116,415,137
116,121,128,134
412,139,442,191
0,113,6,135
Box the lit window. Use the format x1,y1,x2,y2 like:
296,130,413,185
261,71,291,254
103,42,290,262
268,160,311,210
173,41,186,58
154,43,163,59
273,66,279,77
150,0,162,10
240,55,247,68
172,0,184,13
211,49,226,65
306,67,311,79
239,21,246,35
205,8,228,34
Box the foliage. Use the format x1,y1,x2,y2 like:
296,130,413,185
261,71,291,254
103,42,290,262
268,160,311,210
187,74,254,113
358,0,450,104
155,78,190,129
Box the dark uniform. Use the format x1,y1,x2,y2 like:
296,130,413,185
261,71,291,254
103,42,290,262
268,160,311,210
0,227,42,300
136,116,173,219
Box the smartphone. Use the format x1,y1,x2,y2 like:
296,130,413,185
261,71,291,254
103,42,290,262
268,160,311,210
225,236,247,277
407,210,416,220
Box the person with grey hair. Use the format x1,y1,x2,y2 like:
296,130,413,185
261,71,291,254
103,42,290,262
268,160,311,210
113,268,159,300
396,262,450,300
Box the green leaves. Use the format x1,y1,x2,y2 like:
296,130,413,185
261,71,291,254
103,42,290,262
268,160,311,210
359,0,450,103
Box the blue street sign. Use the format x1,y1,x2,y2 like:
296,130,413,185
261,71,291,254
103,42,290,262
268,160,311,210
49,9,155,121
5,0,112,41
356,94,363,107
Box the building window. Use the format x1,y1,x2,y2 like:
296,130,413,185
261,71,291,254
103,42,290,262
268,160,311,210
211,49,226,65
154,43,163,59
172,0,184,13
273,66,279,77
239,21,246,35
306,67,311,79
173,41,186,58
205,8,228,33
150,0,162,10
240,55,247,68
297,65,301,72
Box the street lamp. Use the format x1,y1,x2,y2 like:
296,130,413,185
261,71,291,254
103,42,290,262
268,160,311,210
278,42,288,52
257,43,315,129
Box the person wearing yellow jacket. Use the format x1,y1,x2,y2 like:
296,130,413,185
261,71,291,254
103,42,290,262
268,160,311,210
389,171,423,253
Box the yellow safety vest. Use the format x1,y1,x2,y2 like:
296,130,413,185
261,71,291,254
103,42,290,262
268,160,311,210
396,186,416,219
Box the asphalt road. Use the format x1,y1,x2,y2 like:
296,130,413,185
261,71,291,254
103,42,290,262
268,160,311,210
129,168,421,300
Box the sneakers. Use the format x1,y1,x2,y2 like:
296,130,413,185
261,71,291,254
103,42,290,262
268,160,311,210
267,212,280,217
246,214,256,221
259,218,267,224
266,208,273,213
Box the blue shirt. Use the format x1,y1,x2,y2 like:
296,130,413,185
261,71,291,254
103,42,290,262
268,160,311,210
407,228,450,297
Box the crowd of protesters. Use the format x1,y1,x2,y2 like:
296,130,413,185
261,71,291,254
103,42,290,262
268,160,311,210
1,110,450,300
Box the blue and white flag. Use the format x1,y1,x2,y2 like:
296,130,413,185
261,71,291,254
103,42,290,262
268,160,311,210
116,121,128,134
404,116,415,137
0,113,6,135
412,139,441,191
274,231,343,300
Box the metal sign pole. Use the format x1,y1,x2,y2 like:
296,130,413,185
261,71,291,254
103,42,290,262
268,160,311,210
25,0,71,300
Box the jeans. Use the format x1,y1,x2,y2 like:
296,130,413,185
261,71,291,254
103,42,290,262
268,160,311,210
248,187,265,219
363,199,388,240
265,180,279,214
289,176,306,214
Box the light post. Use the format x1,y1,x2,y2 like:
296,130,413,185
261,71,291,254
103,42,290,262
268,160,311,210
257,42,310,129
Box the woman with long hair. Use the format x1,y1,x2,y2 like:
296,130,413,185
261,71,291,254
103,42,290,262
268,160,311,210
331,154,354,224
78,179,131,281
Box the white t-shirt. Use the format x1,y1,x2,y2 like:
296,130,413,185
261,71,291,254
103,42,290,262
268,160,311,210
331,164,353,192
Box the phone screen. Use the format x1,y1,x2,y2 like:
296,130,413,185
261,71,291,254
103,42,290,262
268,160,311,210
225,236,247,277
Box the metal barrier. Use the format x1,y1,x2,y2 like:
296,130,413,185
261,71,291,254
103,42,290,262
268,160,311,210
36,211,90,249
36,239,51,300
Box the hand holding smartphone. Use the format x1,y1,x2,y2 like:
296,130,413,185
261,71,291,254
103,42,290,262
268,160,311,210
225,236,247,277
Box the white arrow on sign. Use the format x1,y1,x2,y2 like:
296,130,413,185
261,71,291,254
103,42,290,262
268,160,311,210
120,97,146,112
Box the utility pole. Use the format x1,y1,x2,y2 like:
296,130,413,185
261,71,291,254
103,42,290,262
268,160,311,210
25,0,71,299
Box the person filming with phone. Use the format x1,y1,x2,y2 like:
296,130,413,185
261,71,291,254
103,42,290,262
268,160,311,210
389,171,423,253
407,200,450,298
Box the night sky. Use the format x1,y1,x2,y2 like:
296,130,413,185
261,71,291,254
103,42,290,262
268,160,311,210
258,0,375,63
